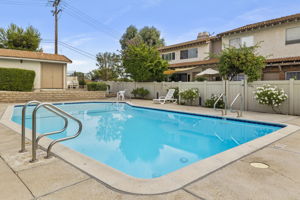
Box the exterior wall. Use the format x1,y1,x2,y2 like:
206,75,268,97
211,40,222,55
0,58,68,90
0,91,106,103
161,43,210,65
221,21,300,58
0,58,41,89
263,65,300,80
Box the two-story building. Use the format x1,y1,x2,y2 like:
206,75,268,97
160,13,300,81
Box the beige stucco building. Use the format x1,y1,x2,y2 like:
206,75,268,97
160,13,300,81
0,49,72,90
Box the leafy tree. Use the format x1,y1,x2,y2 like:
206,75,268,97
218,45,266,82
122,43,168,82
88,52,123,81
0,24,41,51
119,25,139,50
139,26,164,47
119,25,164,50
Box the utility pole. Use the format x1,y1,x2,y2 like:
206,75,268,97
50,0,62,54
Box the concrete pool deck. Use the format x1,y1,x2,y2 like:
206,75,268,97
0,100,300,199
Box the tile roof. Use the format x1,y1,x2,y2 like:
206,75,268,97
266,56,300,63
168,58,219,68
218,13,300,36
0,48,72,63
168,57,300,69
158,36,218,52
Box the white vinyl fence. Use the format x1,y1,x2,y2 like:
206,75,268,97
106,80,300,115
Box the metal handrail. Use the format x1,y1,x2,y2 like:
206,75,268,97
35,108,68,147
20,101,41,153
230,93,243,117
214,93,227,116
31,103,82,162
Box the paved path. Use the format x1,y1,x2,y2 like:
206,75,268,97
0,101,300,200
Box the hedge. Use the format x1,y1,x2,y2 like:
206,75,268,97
87,82,108,91
0,68,35,91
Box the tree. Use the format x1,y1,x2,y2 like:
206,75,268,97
119,25,139,50
90,52,123,81
119,25,164,50
139,26,164,47
0,24,41,51
218,45,266,82
123,43,168,82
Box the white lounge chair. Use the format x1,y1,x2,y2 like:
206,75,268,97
153,89,177,104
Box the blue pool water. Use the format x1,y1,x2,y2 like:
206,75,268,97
12,102,284,179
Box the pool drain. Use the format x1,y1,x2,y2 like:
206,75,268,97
180,157,188,163
250,162,269,169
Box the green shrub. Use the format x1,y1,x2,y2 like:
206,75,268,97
195,76,207,82
205,94,225,109
79,79,86,86
131,87,149,99
87,82,107,91
179,88,199,105
0,68,35,91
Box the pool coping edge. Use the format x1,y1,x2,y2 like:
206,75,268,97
0,101,299,195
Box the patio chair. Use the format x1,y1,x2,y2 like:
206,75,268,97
153,89,177,104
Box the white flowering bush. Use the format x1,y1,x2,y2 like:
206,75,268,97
254,84,288,113
179,88,199,105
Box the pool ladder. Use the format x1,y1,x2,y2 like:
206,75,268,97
214,93,227,116
20,101,82,162
214,93,243,117
230,93,243,117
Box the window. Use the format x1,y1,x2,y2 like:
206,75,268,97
180,48,198,59
229,36,254,48
162,52,175,61
286,71,300,80
286,27,300,45
229,38,241,48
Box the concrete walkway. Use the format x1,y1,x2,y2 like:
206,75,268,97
0,101,300,200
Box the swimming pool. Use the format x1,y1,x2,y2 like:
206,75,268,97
11,102,284,179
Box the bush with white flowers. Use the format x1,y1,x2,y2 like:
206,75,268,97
179,88,199,105
254,84,288,113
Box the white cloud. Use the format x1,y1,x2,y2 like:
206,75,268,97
62,34,95,47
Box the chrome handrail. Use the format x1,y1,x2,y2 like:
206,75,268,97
44,104,82,159
214,93,227,116
35,108,68,147
31,103,82,162
230,93,243,117
20,100,41,153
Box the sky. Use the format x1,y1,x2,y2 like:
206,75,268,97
0,0,299,73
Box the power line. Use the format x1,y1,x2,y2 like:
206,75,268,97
61,1,119,39
42,40,96,60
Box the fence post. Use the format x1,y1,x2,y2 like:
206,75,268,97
289,79,294,115
244,78,248,111
204,81,207,103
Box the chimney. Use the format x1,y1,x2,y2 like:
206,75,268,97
197,32,210,39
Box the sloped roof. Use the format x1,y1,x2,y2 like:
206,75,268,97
0,48,72,63
218,13,300,36
168,58,219,68
158,36,218,52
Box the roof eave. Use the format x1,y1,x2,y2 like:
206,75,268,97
0,56,72,64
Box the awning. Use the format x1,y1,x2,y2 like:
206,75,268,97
164,67,196,75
